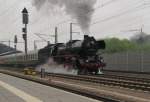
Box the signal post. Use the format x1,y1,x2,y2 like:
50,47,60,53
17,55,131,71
22,8,29,55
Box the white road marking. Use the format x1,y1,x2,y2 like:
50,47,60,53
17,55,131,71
0,80,43,102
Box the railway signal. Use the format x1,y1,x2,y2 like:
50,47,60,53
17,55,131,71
22,8,29,55
22,8,29,24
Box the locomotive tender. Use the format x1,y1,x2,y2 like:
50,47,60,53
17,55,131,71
0,35,106,74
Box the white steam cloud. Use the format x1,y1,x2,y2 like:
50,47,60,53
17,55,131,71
32,0,97,34
36,58,77,75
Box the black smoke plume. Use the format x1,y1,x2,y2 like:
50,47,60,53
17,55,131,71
32,0,97,34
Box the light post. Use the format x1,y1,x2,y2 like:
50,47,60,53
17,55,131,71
140,28,144,72
14,35,18,67
22,8,29,55
34,29,58,44
70,23,80,42
69,23,80,48
14,35,18,50
55,27,58,44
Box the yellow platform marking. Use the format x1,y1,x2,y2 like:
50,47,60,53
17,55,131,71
0,80,43,102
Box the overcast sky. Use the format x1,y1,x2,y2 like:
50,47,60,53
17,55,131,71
0,0,150,51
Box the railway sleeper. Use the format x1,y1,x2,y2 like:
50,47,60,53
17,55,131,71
47,73,150,91
99,75,150,83
53,75,150,89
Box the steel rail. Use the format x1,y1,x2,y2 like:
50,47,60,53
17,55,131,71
46,73,150,92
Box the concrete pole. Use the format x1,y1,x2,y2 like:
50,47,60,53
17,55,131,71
25,24,27,54
14,44,17,50
9,40,10,47
34,40,37,50
70,23,73,42
55,27,58,44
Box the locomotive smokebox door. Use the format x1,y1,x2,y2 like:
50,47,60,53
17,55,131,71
96,40,106,49
84,35,89,39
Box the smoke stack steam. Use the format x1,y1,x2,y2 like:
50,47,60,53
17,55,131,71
32,0,97,33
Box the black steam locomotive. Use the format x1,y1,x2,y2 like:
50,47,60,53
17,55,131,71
0,35,106,74
38,35,106,74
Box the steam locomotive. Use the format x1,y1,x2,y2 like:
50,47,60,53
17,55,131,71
0,35,106,74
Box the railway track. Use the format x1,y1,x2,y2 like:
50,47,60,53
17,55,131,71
2,67,150,83
1,67,150,92
46,73,150,92
96,74,150,84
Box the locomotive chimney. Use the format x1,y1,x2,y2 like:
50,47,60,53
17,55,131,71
84,35,89,40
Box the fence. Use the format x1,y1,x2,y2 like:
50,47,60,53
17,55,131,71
103,52,150,72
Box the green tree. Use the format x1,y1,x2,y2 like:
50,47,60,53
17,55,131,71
101,38,139,53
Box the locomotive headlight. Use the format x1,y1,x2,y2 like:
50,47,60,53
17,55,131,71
91,41,94,45
86,60,89,62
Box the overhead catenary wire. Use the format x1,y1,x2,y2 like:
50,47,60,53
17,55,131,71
87,0,150,37
91,2,148,26
93,6,150,34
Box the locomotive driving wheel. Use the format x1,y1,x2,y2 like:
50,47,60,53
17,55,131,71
77,68,88,75
95,69,99,75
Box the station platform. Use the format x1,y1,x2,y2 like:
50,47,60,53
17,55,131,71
0,73,101,102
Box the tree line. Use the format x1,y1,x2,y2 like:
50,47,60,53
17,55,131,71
102,37,150,53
